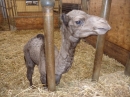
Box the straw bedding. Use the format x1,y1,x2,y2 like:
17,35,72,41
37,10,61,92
0,29,129,97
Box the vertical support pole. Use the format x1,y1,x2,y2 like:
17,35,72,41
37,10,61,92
125,53,130,76
59,0,62,16
41,0,56,91
92,0,112,81
81,0,89,13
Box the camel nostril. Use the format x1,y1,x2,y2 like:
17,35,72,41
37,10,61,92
93,27,96,30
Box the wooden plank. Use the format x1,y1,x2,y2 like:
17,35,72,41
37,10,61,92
62,0,81,4
17,11,43,16
15,12,59,30
15,17,43,30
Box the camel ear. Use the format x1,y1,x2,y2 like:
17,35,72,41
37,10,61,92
61,13,70,27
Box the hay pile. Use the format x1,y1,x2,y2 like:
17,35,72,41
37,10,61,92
0,29,129,97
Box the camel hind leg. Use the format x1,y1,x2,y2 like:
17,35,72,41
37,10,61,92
26,64,35,86
24,52,35,86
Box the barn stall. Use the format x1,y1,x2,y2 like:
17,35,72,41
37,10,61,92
0,0,130,97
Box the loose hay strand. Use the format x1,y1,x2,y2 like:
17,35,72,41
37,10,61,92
13,87,32,97
0,29,129,97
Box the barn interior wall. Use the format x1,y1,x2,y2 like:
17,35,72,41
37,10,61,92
3,0,129,51
86,0,130,65
4,0,16,18
11,0,60,30
15,0,130,50
62,0,81,4
15,0,81,12
88,0,130,51
16,1,26,12
16,0,61,12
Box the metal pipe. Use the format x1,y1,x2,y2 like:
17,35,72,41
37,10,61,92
124,53,130,76
81,0,89,13
59,0,62,15
41,0,56,91
92,0,112,81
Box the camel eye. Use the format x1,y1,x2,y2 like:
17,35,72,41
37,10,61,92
75,20,82,25
75,18,85,26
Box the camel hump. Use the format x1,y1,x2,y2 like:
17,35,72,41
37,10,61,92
37,34,44,40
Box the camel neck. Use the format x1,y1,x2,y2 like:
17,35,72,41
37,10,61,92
55,30,80,75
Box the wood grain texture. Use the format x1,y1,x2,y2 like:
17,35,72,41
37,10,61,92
15,12,59,30
89,0,130,51
85,35,129,65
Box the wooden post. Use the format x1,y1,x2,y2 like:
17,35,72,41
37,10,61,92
125,53,130,76
92,0,112,81
41,0,56,91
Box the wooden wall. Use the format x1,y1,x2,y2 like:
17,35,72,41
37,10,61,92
62,0,81,4
16,0,42,12
15,0,81,12
86,0,130,65
89,0,130,51
3,0,17,18
15,12,59,30
4,0,130,64
16,0,60,12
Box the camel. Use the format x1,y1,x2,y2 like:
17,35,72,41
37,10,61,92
23,10,111,87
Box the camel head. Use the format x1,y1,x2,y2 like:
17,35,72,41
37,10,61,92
61,10,111,39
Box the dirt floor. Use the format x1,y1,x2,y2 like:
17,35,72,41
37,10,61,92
0,29,130,97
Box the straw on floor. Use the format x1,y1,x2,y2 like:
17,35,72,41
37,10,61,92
0,29,129,97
